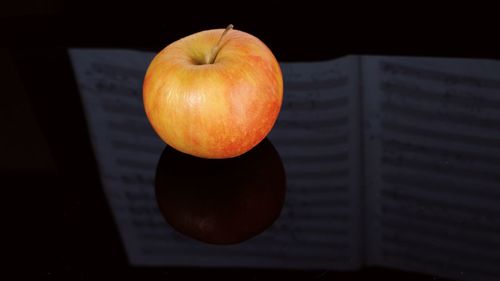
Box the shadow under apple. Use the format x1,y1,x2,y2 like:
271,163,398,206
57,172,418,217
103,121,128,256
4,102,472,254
155,138,286,245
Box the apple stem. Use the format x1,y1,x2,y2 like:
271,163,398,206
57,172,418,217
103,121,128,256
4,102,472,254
208,24,233,64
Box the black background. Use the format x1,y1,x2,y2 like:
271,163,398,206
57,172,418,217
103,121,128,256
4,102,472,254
2,1,499,280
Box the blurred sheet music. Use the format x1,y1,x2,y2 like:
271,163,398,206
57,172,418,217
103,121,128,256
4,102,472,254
268,56,363,270
362,56,500,281
69,49,361,269
70,49,500,280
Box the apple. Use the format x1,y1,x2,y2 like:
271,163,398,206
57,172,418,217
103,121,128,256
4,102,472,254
143,24,283,159
155,138,286,244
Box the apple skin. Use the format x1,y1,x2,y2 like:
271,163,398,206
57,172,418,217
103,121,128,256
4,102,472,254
143,27,283,159
155,138,286,245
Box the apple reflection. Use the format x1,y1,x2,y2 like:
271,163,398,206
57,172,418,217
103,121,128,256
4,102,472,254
155,138,286,245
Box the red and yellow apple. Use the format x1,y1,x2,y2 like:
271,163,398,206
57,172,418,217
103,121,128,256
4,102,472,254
143,25,283,159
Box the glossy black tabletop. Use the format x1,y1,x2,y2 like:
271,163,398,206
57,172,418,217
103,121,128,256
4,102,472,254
4,6,500,280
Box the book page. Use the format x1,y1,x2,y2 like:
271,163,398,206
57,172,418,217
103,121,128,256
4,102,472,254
361,56,500,281
268,56,363,269
69,49,362,269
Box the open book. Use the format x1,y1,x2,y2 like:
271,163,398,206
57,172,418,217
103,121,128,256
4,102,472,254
69,49,500,281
